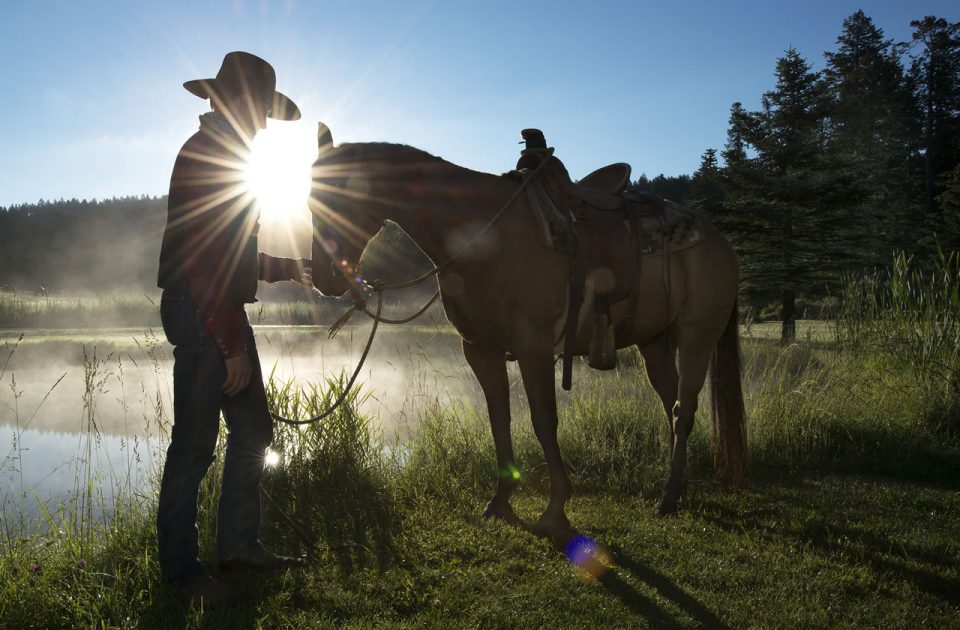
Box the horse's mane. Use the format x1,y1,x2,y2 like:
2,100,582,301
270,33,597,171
332,142,442,163
319,142,497,181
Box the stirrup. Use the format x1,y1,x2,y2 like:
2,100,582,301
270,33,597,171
588,308,617,370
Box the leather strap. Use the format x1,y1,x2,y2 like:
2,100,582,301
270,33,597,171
562,214,590,390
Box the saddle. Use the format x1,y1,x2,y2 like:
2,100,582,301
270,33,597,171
521,153,704,389
574,162,631,210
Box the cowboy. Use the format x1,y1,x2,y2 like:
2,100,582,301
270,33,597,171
156,51,308,605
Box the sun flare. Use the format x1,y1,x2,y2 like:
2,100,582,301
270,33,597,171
264,449,281,468
245,122,315,221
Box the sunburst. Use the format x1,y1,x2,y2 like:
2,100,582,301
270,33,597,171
245,121,315,222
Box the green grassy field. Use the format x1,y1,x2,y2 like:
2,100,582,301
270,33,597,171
1,319,958,628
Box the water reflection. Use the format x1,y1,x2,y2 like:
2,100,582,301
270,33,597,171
1,427,163,529
0,323,481,527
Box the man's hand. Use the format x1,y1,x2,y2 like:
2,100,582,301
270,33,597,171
300,265,324,300
223,353,252,396
299,265,314,288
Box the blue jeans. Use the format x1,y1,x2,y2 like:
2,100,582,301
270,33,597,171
156,290,273,586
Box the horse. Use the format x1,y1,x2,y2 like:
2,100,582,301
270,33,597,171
307,125,746,542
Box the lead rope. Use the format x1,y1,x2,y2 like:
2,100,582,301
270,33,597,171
269,151,555,426
270,295,382,425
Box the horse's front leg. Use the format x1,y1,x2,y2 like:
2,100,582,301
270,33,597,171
516,352,574,542
463,339,518,524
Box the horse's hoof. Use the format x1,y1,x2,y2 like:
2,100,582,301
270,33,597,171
655,499,679,517
532,514,575,546
482,501,520,525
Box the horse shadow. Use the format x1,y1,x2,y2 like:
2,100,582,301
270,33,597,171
602,544,732,630
512,516,731,629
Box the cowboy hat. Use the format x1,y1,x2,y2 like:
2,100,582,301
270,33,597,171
183,51,301,121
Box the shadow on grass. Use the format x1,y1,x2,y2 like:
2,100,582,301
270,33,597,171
260,467,399,575
605,544,731,630
695,478,960,607
749,427,960,491
507,512,729,629
136,584,273,630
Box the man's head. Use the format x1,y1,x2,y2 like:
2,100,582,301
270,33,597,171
184,51,300,136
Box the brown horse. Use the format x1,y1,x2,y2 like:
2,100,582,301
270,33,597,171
308,127,746,541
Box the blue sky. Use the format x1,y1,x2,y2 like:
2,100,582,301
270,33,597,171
1,0,958,207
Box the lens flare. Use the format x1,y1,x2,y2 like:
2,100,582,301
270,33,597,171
499,463,521,480
264,449,280,467
565,535,613,581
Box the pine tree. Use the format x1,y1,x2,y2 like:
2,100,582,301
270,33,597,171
903,16,960,246
823,10,920,261
721,102,749,168
722,48,851,343
688,148,726,229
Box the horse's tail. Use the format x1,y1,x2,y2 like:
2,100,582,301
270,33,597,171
709,297,748,488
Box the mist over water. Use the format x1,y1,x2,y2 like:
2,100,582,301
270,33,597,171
0,322,482,525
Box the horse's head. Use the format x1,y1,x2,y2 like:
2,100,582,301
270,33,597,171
308,123,379,299
308,123,443,299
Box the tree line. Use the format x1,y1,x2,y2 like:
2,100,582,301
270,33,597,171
0,196,166,293
1,12,957,340
677,12,960,343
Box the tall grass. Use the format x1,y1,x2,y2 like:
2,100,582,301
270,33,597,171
261,374,397,567
0,338,170,627
837,249,960,439
0,290,161,329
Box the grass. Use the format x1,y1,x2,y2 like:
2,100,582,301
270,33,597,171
0,289,446,330
0,291,162,330
1,315,959,626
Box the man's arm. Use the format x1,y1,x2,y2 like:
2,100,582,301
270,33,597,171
258,253,308,284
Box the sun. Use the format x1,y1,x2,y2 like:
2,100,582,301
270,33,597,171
245,121,315,221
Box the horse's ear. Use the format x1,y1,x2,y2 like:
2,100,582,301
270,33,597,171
317,122,334,156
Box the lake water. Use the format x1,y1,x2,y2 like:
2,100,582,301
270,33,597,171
0,321,482,528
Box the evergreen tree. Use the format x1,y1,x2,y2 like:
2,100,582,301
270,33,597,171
688,148,726,229
938,162,960,239
722,48,850,343
721,102,749,168
823,10,920,261
903,16,960,246
628,173,691,204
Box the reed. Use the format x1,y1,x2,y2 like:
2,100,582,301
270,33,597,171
837,248,960,439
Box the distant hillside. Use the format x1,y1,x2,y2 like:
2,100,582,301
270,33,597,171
0,196,435,301
0,196,166,293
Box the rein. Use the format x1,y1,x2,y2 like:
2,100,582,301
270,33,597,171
269,150,554,426
270,295,382,425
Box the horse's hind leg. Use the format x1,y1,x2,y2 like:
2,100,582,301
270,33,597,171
638,333,679,427
516,352,573,541
463,339,518,523
657,341,711,516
